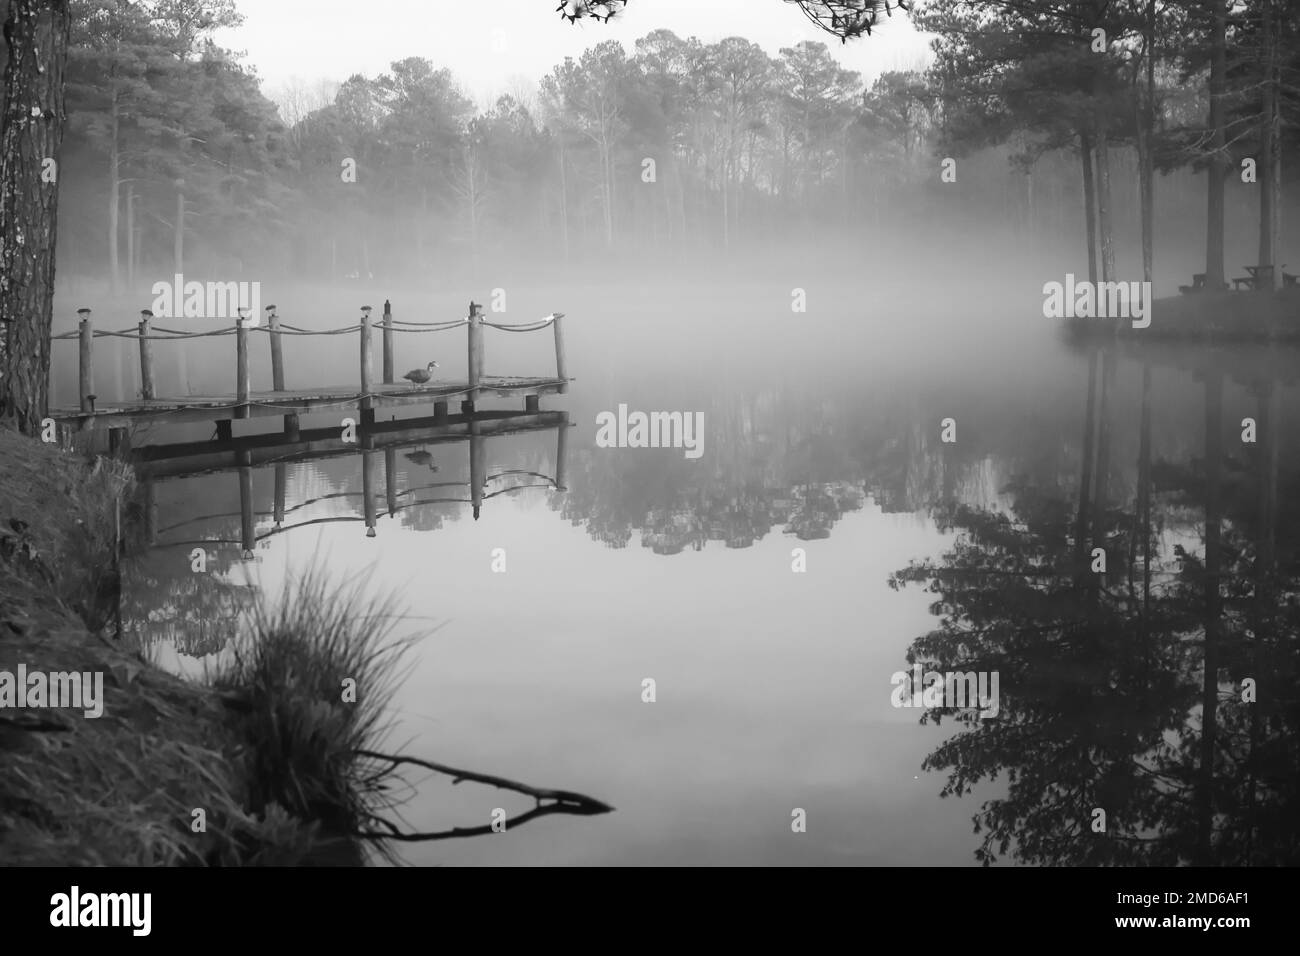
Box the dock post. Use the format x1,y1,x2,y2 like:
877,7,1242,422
142,476,157,546
112,335,125,405
434,400,448,424
273,463,286,528
552,312,568,394
466,300,482,409
235,310,250,419
525,394,540,412
384,447,397,519
469,431,484,521
138,310,155,400
555,421,569,491
108,427,129,457
382,300,394,385
77,308,93,414
362,449,377,537
238,455,255,557
267,305,284,391
283,413,300,442
360,306,374,427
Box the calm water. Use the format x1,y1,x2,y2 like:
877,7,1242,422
102,275,1300,866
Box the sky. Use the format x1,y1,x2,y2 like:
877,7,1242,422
216,0,936,112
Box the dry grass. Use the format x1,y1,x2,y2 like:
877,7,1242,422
213,567,416,864
0,425,402,865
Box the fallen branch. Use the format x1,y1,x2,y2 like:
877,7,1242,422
351,748,614,843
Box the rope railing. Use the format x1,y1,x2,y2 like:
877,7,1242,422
153,472,534,535
52,314,552,340
54,298,568,413
151,479,556,548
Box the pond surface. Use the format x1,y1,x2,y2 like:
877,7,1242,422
108,274,1300,865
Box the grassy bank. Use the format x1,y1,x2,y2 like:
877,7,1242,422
1065,288,1300,342
0,425,405,865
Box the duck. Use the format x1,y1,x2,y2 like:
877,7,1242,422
403,361,439,387
404,449,438,472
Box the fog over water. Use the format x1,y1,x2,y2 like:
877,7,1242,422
37,0,1300,866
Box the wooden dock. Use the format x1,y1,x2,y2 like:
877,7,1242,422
49,298,571,444
133,415,571,543
133,408,570,481
50,376,568,431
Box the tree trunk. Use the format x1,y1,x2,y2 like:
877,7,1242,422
557,140,570,263
1138,0,1156,286
1074,349,1099,581
663,155,673,248
1095,133,1115,283
1196,369,1224,863
125,180,134,287
108,85,120,292
721,152,729,250
1257,0,1282,291
174,184,184,273
1080,132,1099,284
1091,346,1117,588
1205,0,1228,290
1137,362,1152,640
1025,168,1034,246
0,0,71,434
173,183,188,392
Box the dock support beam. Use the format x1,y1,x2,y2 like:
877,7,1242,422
384,447,398,519
362,449,377,537
283,413,300,442
553,312,568,394
555,422,569,491
78,309,94,413
138,311,155,400
238,455,255,557
216,419,233,441
235,315,250,419
382,300,394,385
466,300,482,410
469,430,484,521
360,306,374,424
273,463,286,527
142,476,157,546
268,306,285,391
434,400,448,424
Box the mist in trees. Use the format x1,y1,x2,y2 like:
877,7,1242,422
32,0,1294,298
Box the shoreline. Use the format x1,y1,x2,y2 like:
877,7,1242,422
0,425,367,865
1065,288,1300,343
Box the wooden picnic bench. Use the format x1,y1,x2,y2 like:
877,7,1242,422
1234,264,1298,290
1178,272,1229,294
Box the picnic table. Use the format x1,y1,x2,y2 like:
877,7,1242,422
1178,272,1229,294
1234,264,1298,290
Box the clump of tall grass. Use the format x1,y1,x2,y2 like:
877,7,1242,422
0,425,133,632
213,565,416,862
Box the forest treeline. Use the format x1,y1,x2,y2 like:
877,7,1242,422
6,0,1300,287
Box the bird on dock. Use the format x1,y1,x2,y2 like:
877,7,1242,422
404,449,438,472
403,361,439,387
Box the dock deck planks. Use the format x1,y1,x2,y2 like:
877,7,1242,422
50,374,570,429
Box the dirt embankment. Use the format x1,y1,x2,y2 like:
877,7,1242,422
0,426,347,865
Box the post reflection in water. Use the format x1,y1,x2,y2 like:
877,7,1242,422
118,343,1300,866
